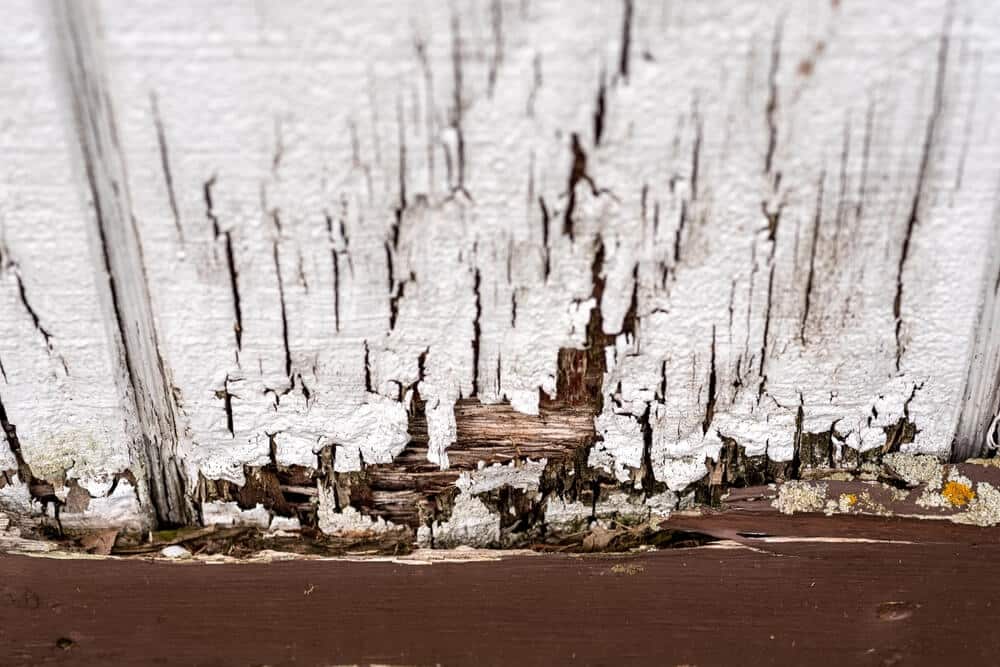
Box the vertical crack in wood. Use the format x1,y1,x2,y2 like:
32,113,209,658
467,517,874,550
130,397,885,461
272,241,293,379
757,263,775,402
618,0,633,83
150,92,183,242
563,134,597,242
763,18,783,178
593,74,606,146
801,170,825,346
205,176,243,351
538,196,551,279
702,325,717,435
363,340,374,394
215,374,235,438
52,0,191,526
471,268,482,397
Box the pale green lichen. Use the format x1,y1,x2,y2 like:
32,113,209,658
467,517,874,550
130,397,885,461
952,482,1000,527
772,481,827,515
22,431,124,495
916,487,951,510
883,453,944,489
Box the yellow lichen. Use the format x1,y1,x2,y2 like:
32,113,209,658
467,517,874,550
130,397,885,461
941,481,975,507
845,493,858,506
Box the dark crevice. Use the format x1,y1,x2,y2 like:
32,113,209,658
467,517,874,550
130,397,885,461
471,269,482,397
539,196,551,279
618,0,633,82
495,354,502,394
389,272,415,331
757,264,776,402
763,19,783,177
762,201,784,246
215,375,235,438
384,241,394,292
0,392,63,527
272,242,293,379
325,214,342,333
690,107,702,201
702,325,717,435
881,382,924,454
203,176,221,239
392,98,407,251
206,184,238,349
511,292,518,328
13,272,55,354
563,134,598,241
223,233,243,351
593,75,607,146
150,92,183,242
640,184,648,229
801,170,824,346
674,201,688,265
272,118,284,174
792,393,804,475
620,263,640,339
363,340,374,394
894,21,949,372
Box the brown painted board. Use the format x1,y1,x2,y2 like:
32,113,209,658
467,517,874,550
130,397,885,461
2,514,999,666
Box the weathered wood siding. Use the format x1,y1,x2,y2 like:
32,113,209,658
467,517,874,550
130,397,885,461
1,0,999,541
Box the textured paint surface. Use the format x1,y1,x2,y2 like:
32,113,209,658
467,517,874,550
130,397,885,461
1,0,999,538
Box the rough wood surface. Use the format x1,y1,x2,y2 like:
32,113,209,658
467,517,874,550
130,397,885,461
1,0,999,542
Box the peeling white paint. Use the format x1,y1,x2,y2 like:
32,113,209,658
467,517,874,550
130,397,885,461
201,501,271,529
0,476,34,517
459,459,547,496
316,488,397,536
267,515,301,536
0,0,998,538
58,480,148,533
543,497,593,533
419,495,499,549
